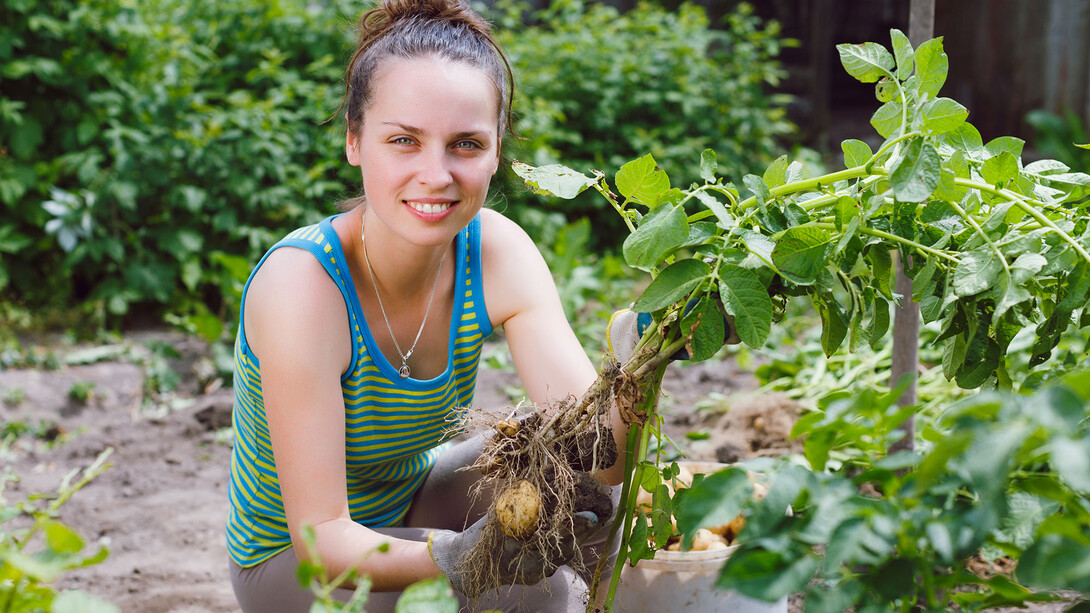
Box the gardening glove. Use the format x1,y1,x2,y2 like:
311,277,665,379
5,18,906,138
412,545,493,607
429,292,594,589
607,304,740,366
428,507,603,597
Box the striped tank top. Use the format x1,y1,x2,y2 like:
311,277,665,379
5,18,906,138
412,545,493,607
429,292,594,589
227,213,493,568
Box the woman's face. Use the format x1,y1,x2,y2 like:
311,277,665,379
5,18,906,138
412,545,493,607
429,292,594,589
347,56,501,248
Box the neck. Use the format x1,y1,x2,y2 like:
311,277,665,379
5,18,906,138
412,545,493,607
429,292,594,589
357,208,450,301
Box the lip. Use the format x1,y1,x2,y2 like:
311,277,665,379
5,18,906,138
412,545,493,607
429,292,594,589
404,198,458,220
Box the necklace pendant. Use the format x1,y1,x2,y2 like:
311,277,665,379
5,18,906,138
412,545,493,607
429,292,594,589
398,364,411,379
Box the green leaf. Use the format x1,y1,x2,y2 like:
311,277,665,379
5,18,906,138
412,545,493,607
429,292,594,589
680,297,726,361
632,259,710,313
939,122,987,160
993,253,1045,323
395,576,458,613
870,101,903,139
834,195,859,232
616,154,670,205
692,191,732,229
920,97,968,135
772,226,834,285
511,161,597,199
818,297,849,356
913,37,949,98
1018,534,1090,592
43,518,85,554
889,139,941,202
982,151,1019,186
837,42,895,83
841,139,873,168
700,149,717,182
1050,437,1090,494
622,203,689,269
954,248,1003,297
718,264,773,349
874,79,897,103
986,136,1026,158
1075,143,1090,150
10,117,44,160
675,467,752,549
718,548,819,602
763,154,790,188
742,174,772,205
890,29,914,80
627,511,651,565
955,331,1000,389
868,296,891,349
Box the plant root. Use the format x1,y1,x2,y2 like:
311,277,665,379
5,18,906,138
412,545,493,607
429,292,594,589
453,361,631,598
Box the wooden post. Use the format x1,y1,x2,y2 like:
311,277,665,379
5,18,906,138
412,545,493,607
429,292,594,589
888,0,933,454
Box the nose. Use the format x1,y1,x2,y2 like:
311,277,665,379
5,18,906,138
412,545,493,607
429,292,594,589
415,146,454,188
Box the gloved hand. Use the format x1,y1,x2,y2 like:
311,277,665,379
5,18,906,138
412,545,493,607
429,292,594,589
429,507,602,597
607,303,739,366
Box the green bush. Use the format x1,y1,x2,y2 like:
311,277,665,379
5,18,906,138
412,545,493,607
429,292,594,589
1,0,357,327
1,0,796,330
491,0,796,243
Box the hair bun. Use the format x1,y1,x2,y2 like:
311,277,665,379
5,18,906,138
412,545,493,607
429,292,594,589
360,0,483,41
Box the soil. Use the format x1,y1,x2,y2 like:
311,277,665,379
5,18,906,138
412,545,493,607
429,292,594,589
0,330,1074,612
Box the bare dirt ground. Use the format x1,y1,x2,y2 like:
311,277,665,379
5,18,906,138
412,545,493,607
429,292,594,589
0,330,1074,612
2,329,795,612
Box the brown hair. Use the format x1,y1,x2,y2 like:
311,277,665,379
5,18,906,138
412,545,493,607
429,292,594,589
337,0,515,137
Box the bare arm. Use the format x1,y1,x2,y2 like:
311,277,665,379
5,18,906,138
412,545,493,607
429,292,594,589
480,210,629,484
245,248,442,590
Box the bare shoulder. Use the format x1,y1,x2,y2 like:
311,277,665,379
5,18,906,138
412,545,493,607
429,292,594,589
245,247,351,368
478,208,555,327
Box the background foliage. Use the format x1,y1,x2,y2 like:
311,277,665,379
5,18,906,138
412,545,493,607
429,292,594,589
0,0,792,335
490,0,795,243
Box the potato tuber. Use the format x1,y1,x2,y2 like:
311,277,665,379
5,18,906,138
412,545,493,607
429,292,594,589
495,479,541,539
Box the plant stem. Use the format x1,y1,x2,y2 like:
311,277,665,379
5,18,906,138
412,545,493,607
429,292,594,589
736,166,873,212
808,222,960,263
603,395,659,612
594,180,636,234
948,198,1012,276
953,177,1090,266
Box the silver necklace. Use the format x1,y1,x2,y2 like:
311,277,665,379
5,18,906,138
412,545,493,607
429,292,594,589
361,220,446,379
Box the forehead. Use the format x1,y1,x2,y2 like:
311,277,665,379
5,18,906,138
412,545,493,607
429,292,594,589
366,57,499,135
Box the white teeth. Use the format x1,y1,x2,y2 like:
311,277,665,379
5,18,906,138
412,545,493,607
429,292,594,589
409,201,451,214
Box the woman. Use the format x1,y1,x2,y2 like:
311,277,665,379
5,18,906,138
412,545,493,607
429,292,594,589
226,1,629,610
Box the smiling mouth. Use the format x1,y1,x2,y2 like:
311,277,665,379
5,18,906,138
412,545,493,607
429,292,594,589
406,201,454,214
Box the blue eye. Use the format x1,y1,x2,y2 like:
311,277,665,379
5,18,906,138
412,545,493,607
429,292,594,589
392,137,415,145
455,141,482,150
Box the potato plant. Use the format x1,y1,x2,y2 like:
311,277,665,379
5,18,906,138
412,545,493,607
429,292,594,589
514,30,1090,611
0,449,116,612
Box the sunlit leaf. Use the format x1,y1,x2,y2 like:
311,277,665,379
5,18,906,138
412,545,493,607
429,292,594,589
837,42,895,83
920,97,968,135
841,139,872,168
913,37,948,98
512,161,597,199
616,154,670,205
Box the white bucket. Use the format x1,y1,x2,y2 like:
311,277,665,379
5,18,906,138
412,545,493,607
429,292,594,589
612,461,787,613
613,545,787,613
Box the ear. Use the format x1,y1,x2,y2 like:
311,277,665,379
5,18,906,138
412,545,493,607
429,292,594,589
346,118,361,167
490,136,502,175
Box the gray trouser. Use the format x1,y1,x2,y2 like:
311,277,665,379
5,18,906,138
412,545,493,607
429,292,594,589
230,437,620,613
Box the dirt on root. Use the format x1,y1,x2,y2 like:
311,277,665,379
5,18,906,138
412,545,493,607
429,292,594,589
0,330,1075,613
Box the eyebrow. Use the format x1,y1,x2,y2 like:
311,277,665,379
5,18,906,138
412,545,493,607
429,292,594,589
381,122,491,141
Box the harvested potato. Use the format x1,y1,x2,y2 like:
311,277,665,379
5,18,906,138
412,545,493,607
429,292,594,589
690,528,718,551
495,479,540,539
